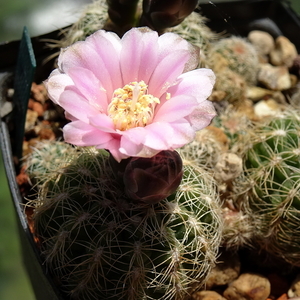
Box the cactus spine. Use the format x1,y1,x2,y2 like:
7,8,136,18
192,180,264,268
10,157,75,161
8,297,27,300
24,141,77,185
48,0,109,51
29,147,222,300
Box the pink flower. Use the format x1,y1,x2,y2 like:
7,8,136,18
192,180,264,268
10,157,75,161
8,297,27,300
45,27,216,162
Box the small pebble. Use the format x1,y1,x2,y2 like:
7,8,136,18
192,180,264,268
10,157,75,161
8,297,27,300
214,152,243,183
288,274,300,298
246,86,274,102
205,251,240,289
254,99,283,118
270,36,298,68
192,291,226,300
258,63,291,90
290,54,300,76
37,127,56,141
32,101,44,117
31,82,48,103
25,109,38,132
223,273,271,300
7,88,14,98
248,30,274,56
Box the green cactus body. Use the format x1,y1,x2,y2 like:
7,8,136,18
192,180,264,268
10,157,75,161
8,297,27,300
210,36,259,85
31,148,222,300
242,109,300,266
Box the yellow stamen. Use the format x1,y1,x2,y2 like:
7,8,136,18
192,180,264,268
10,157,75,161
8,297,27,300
107,81,160,131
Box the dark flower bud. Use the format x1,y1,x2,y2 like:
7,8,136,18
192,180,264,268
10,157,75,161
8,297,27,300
105,0,140,36
110,150,183,204
139,0,198,33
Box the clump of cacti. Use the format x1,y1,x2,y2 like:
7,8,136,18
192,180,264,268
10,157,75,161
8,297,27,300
238,108,300,266
209,36,259,86
29,147,223,300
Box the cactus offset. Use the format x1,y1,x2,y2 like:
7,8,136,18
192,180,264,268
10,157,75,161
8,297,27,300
177,126,228,172
29,147,222,300
209,36,259,85
24,141,77,185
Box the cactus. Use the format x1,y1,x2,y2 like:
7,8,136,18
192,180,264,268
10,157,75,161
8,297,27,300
221,201,255,251
212,107,253,152
209,36,259,85
24,140,78,185
177,126,228,172
167,12,219,66
178,121,253,251
212,68,247,103
47,0,109,51
29,147,223,300
239,108,300,266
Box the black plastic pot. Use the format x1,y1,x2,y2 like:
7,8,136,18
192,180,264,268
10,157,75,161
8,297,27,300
0,1,299,299
0,27,66,300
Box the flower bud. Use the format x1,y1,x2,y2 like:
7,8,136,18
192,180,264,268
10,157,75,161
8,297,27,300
140,0,198,33
105,0,140,36
111,150,183,204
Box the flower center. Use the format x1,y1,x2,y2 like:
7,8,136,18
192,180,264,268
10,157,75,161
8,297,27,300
107,81,160,131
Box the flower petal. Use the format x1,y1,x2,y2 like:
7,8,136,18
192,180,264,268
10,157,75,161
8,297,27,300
63,121,113,146
153,95,198,123
59,88,99,123
119,127,147,156
44,69,74,105
144,120,195,150
67,67,108,110
157,32,199,72
96,138,126,162
148,49,190,97
58,39,116,97
167,119,195,148
120,28,159,84
168,68,216,101
86,30,123,89
144,122,174,150
89,114,116,133
187,101,217,130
